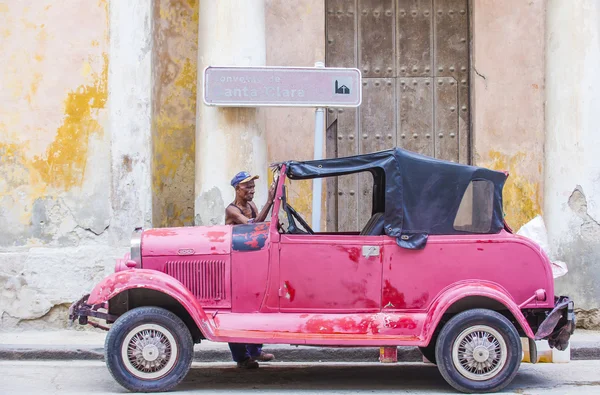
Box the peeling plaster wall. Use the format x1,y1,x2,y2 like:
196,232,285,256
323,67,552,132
265,0,325,227
0,0,154,329
0,1,110,248
152,0,198,228
545,0,600,327
472,0,546,231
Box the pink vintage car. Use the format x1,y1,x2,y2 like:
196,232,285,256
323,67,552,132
69,148,575,393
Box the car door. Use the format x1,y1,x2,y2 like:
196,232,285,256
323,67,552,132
279,234,383,312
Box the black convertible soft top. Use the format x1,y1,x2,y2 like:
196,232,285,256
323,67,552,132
282,147,507,249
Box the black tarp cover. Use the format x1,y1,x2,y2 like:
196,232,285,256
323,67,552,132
283,147,507,249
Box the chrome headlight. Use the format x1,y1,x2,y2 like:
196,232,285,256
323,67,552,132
130,228,142,267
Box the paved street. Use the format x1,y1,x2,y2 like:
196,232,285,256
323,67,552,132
1,360,599,394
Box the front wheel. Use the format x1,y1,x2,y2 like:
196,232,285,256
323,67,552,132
435,309,522,393
105,306,194,392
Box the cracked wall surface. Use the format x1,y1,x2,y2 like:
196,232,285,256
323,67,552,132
545,0,600,328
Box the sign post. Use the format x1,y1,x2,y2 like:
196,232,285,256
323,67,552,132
203,65,362,231
312,62,325,232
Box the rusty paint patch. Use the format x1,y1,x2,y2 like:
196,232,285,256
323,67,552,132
232,222,269,251
481,151,542,230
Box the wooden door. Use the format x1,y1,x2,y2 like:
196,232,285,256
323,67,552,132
325,0,471,231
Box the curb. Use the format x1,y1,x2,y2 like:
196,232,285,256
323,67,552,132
1,344,599,362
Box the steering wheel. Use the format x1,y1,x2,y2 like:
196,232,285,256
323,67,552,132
284,203,315,235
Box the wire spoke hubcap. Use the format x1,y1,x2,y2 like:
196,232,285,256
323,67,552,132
452,325,507,381
121,323,179,380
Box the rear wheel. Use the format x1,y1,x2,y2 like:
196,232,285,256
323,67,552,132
105,306,193,392
435,309,521,393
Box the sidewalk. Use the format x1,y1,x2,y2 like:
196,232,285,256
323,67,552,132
2,329,599,362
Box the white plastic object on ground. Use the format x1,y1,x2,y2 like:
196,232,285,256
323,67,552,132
516,215,568,278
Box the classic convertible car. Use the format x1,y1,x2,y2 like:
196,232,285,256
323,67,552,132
70,148,574,393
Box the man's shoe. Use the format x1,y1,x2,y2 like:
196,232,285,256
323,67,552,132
237,358,259,369
255,352,274,361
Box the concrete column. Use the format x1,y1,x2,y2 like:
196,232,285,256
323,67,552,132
545,0,600,325
109,0,154,243
194,0,267,226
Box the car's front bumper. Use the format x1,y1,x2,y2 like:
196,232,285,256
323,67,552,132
534,296,575,351
68,293,118,331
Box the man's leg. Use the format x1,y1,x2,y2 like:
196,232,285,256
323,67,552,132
247,344,274,361
228,343,258,368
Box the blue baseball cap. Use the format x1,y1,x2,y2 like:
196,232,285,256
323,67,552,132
231,171,259,187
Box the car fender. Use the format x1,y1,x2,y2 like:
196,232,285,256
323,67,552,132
422,281,535,344
87,269,217,340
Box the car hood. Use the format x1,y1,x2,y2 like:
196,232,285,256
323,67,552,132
141,225,231,257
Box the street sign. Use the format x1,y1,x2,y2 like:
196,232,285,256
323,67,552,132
203,66,361,107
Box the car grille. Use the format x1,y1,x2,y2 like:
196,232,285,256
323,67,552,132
165,260,226,301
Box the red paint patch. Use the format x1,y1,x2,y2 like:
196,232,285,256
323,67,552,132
244,239,260,249
408,292,429,309
382,280,406,309
284,281,295,302
335,246,360,263
304,316,380,335
207,231,227,243
144,228,178,236
351,298,380,309
388,317,417,330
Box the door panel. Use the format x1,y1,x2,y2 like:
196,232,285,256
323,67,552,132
359,0,395,78
434,76,459,161
398,77,434,157
359,78,396,227
279,235,383,312
397,0,433,78
335,108,359,231
325,0,471,231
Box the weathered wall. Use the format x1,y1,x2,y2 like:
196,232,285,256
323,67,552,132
264,0,325,226
471,0,546,230
152,0,198,228
545,0,600,328
109,0,154,245
0,0,154,329
195,0,268,226
0,1,110,248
